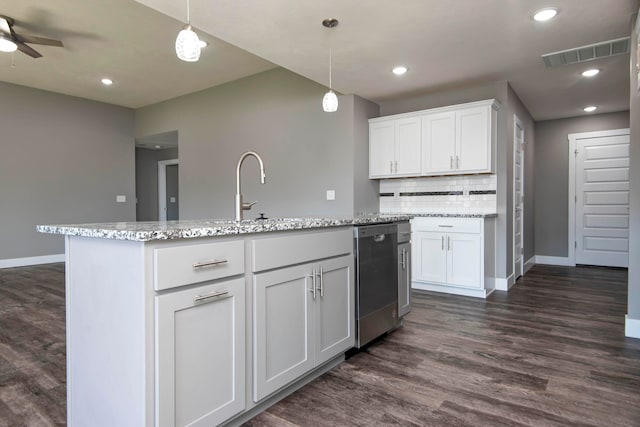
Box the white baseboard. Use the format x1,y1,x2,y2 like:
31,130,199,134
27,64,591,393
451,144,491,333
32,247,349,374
524,256,536,274
495,273,515,291
626,315,640,339
0,254,64,269
535,255,570,266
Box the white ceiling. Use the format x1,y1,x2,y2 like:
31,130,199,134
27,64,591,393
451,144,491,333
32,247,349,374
1,0,638,120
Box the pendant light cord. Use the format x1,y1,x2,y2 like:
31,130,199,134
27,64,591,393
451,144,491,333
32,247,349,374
187,0,191,24
329,47,332,90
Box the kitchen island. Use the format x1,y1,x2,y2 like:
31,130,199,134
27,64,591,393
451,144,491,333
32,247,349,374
37,215,409,427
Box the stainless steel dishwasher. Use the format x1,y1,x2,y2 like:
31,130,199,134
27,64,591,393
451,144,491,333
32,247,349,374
353,223,398,348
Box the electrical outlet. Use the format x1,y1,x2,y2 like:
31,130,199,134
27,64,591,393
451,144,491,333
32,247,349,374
116,195,126,203
326,190,335,201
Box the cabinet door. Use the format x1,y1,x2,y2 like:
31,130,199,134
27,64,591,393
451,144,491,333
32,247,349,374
155,278,245,427
446,233,482,288
369,121,395,178
422,112,456,174
253,264,315,402
394,117,421,176
398,242,411,317
315,255,355,366
456,106,490,172
412,231,447,284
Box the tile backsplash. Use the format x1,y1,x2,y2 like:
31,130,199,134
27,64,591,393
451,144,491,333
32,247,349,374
379,175,497,214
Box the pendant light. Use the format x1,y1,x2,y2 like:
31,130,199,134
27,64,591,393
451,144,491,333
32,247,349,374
175,0,201,62
322,18,339,112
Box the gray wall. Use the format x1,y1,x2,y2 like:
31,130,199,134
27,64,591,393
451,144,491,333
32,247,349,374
353,96,381,214
534,111,630,257
136,68,370,220
0,81,136,261
135,147,179,221
507,85,536,267
628,12,640,321
379,81,514,281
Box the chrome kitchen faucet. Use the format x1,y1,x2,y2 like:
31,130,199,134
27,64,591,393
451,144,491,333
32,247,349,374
235,151,266,221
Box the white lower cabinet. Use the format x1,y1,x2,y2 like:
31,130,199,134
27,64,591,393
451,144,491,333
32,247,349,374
253,255,353,402
155,278,245,427
412,217,495,298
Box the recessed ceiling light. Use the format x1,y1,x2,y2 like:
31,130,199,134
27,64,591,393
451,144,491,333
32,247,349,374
154,145,161,149
581,69,600,77
101,78,113,86
533,8,558,22
583,106,597,112
198,40,208,48
392,66,408,75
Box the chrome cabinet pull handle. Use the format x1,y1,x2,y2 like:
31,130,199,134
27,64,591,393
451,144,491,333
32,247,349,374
308,269,317,300
456,156,459,169
316,267,324,297
438,225,453,228
441,236,445,250
450,156,453,169
448,236,451,251
192,259,228,269
394,160,398,173
194,290,229,304
401,249,406,270
390,161,393,174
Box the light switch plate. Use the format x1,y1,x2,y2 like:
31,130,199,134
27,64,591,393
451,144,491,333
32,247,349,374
326,190,335,201
116,195,126,203
170,197,176,203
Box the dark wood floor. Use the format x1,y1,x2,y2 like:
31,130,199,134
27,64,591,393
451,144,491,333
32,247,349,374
0,263,66,427
246,265,640,427
1,264,639,426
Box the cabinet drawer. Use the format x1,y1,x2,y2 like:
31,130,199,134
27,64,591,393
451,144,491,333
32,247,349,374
154,240,244,290
411,217,481,233
252,228,352,272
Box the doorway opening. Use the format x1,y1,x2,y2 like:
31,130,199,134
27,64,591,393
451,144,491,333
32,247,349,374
158,159,179,221
134,130,179,221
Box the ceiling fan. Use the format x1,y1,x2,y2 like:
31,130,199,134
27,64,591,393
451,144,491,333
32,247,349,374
0,15,63,58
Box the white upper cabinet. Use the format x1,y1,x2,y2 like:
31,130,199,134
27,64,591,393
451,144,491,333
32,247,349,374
369,121,396,177
456,106,490,173
369,117,421,178
422,111,456,174
370,99,498,179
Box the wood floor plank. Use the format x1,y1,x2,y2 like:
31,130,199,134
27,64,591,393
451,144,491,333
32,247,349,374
2,263,640,426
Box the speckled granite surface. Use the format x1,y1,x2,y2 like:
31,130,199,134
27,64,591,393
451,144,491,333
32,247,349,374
408,212,497,218
37,214,414,242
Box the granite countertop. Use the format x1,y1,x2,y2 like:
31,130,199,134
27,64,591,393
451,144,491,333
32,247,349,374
406,212,497,218
37,214,413,242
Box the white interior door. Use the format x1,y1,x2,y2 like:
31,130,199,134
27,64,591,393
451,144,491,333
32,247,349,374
513,118,524,279
574,132,630,267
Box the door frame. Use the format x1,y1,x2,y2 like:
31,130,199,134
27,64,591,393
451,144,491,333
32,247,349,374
567,128,630,266
513,115,525,280
158,158,179,221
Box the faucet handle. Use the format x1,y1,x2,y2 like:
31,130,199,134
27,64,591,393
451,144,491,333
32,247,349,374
242,201,257,210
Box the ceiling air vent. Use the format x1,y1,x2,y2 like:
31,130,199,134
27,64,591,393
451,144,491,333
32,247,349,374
542,37,630,68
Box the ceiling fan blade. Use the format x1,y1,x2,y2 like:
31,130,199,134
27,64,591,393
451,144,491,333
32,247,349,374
16,34,63,47
17,42,42,58
0,17,10,34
